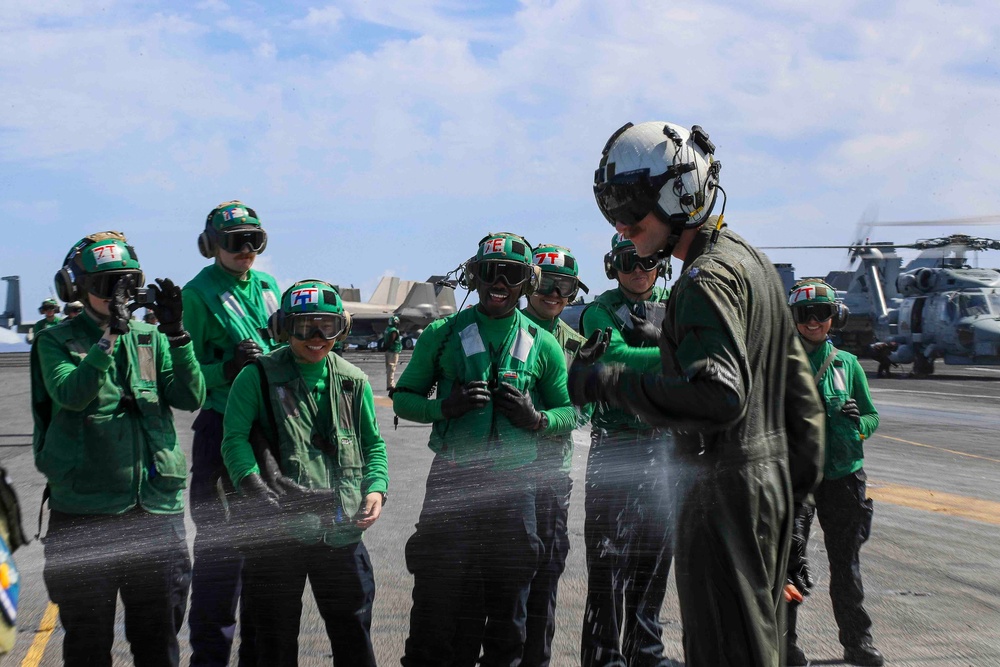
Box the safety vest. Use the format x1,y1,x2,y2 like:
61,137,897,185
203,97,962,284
383,325,403,353
30,317,191,515
256,348,367,547
429,308,545,470
186,264,281,350
808,340,868,480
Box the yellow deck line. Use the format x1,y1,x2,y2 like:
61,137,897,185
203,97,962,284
21,602,58,667
868,481,1000,526
875,434,1000,465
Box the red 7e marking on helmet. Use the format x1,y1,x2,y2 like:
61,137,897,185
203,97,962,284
534,252,564,266
483,238,505,254
292,288,319,306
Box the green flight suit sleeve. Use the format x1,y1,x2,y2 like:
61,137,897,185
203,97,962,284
358,381,389,496
392,320,448,423
158,338,206,412
607,277,748,430
785,335,826,501
221,364,264,489
849,354,879,439
581,303,661,371
36,332,114,411
534,333,577,435
182,288,230,392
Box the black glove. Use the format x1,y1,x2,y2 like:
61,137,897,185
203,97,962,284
150,278,184,337
224,339,264,382
787,502,815,597
441,380,491,419
272,476,342,521
576,328,611,365
493,382,546,431
237,473,281,518
567,362,622,406
623,312,661,347
108,274,136,336
841,398,861,427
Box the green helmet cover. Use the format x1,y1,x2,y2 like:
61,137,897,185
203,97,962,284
532,244,580,278
76,237,142,274
788,280,838,307
475,232,533,265
282,280,344,315
610,232,635,255
207,201,262,232
41,298,59,308
388,315,400,326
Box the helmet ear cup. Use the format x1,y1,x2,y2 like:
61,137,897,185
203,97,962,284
267,310,287,344
337,310,353,343
462,260,478,291
657,260,667,279
833,303,850,329
604,252,616,280
54,267,78,303
522,265,542,296
197,229,215,259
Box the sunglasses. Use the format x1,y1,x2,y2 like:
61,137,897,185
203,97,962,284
476,261,531,287
791,303,835,324
287,313,348,341
217,227,267,254
536,273,579,298
594,169,673,227
612,251,659,274
83,271,143,300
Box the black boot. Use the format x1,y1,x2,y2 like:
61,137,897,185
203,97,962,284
786,603,808,666
844,643,884,666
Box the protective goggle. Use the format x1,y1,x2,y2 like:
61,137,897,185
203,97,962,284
83,270,143,300
612,251,659,274
286,313,348,341
536,273,579,298
791,303,835,324
594,169,672,227
216,227,267,254
475,260,531,287
41,304,58,312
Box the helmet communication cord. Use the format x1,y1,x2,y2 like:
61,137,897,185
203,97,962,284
708,184,728,253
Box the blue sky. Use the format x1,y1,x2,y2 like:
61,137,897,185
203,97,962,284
3,0,1000,321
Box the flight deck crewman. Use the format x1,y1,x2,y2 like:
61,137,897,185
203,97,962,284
383,315,403,391
569,121,825,666
183,200,281,667
27,298,61,343
222,280,388,666
785,280,883,667
578,233,675,667
32,231,203,666
394,232,578,667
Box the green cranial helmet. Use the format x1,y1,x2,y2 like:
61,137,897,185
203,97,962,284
532,244,580,278
206,200,262,232
282,280,344,315
610,232,635,255
75,233,142,275
475,232,534,265
41,298,59,309
388,315,400,326
787,279,838,307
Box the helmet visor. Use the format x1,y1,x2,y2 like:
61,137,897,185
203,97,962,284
536,273,579,298
476,261,531,287
287,313,348,341
594,169,671,227
83,270,143,300
612,251,659,274
217,227,267,254
791,303,835,324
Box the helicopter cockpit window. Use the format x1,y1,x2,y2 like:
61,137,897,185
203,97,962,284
989,293,1000,315
959,294,991,318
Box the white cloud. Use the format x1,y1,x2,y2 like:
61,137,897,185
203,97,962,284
290,6,344,31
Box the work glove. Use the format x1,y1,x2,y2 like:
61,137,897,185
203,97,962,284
577,328,611,365
787,502,815,599
567,328,614,406
224,339,264,382
236,473,281,522
623,312,661,347
441,380,492,419
841,398,861,427
149,278,184,337
493,382,546,431
108,274,136,336
272,476,343,522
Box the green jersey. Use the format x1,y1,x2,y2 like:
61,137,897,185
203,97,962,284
383,326,403,353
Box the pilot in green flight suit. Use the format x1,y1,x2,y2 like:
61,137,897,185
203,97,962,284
182,201,281,666
570,121,825,667
394,232,577,667
222,280,388,666
785,280,883,667
32,231,204,666
578,233,674,667
28,298,61,343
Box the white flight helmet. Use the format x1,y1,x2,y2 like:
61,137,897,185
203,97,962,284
594,121,721,232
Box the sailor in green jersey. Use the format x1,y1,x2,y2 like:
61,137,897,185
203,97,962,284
32,231,204,666
27,298,61,343
574,121,825,667
183,200,281,667
785,280,883,667
222,280,387,666
63,300,84,319
578,232,675,667
383,315,403,391
394,232,577,667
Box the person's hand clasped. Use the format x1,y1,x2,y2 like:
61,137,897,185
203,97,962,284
493,382,546,431
441,380,492,419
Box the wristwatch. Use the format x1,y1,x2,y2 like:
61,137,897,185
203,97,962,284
96,337,113,355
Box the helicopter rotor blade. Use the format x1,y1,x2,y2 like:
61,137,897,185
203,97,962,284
873,214,1000,227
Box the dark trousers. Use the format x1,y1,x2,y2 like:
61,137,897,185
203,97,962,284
402,456,542,667
243,539,376,667
790,469,875,649
42,510,191,667
582,429,673,667
449,471,572,667
188,409,256,667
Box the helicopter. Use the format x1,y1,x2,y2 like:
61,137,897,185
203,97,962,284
763,215,1000,376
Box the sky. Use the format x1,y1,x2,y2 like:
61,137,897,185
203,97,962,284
3,0,1000,323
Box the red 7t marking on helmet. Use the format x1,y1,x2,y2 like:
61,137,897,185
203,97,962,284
535,252,562,266
793,287,814,303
